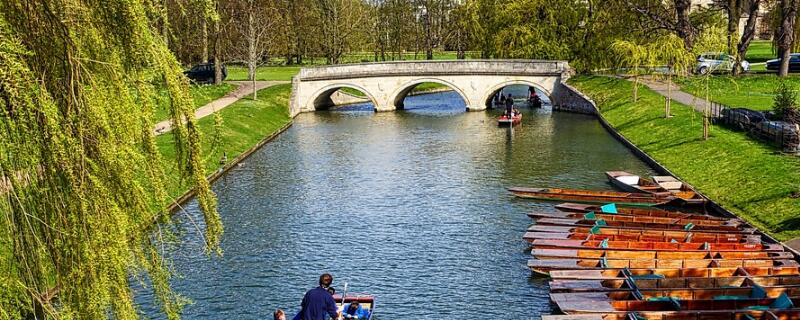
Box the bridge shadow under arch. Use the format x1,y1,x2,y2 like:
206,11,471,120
483,80,553,110
309,83,379,111
391,78,470,111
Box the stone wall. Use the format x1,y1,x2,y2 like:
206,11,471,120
552,82,598,115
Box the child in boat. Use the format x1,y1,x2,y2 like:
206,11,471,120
341,301,370,319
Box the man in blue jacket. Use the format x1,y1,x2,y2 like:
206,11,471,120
297,273,341,320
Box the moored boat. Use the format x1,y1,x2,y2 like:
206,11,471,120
542,310,800,320
498,112,522,126
548,266,800,280
527,225,761,241
555,203,727,221
651,175,707,205
529,239,782,252
523,231,761,244
531,217,756,234
526,211,742,227
550,291,799,314
531,248,792,260
528,258,796,275
549,276,800,293
508,187,674,207
605,171,671,196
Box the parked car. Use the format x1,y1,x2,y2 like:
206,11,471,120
184,63,226,83
766,53,800,72
695,53,749,75
721,108,766,130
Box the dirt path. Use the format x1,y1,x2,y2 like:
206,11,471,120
639,78,716,113
154,80,288,135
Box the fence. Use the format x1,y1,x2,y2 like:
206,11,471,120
706,101,800,153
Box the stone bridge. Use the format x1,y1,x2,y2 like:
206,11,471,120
289,60,596,116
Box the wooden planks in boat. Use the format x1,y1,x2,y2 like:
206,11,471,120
523,231,762,244
527,225,761,241
531,248,793,260
605,171,707,205
549,276,800,293
529,239,783,252
548,266,800,280
532,217,755,234
528,258,797,275
508,187,674,206
542,310,800,320
527,211,741,227
555,203,727,221
552,295,800,314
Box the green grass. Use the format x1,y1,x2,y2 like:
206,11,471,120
157,84,292,198
154,84,236,122
676,75,800,111
570,75,800,241
226,66,301,81
746,40,775,63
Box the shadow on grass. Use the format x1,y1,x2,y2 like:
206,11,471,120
777,217,800,233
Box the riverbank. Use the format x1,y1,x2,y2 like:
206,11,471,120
157,84,292,203
569,75,800,242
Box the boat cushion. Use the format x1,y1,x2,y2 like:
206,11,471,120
599,239,609,248
584,212,597,220
630,274,666,280
713,295,748,300
617,175,640,185
595,219,607,227
600,203,618,214
660,181,684,190
771,292,794,310
751,284,767,299
590,225,601,235
684,223,695,231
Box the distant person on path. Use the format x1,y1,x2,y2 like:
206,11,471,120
296,273,341,320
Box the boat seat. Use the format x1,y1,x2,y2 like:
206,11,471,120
660,182,684,190
617,176,640,185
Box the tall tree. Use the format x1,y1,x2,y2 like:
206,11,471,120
228,0,278,98
313,0,369,64
776,0,798,76
624,0,700,51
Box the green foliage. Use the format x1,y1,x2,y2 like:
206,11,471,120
570,75,800,241
492,0,585,60
774,81,800,122
0,0,222,318
677,75,800,111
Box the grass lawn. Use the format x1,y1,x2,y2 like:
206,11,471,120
676,75,800,111
746,40,775,63
154,84,236,122
157,84,292,198
226,66,301,81
570,75,800,241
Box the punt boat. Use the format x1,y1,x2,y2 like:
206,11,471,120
333,295,375,320
526,211,742,227
529,239,782,252
555,203,727,221
498,112,522,126
651,176,707,205
508,187,674,207
531,218,756,234
528,258,797,275
523,231,761,244
527,225,761,241
605,171,706,205
549,276,800,293
550,292,799,314
531,248,793,260
542,310,800,320
548,266,800,280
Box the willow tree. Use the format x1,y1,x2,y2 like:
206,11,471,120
610,40,651,103
0,0,222,319
652,34,694,118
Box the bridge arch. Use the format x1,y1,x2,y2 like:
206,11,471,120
482,80,553,109
390,78,472,110
307,83,380,111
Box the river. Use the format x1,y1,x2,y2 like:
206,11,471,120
137,89,657,319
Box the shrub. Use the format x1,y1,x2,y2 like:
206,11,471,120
773,82,800,124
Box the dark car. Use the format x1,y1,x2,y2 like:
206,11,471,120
766,54,800,72
184,63,226,83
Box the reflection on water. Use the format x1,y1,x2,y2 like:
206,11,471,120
136,91,655,319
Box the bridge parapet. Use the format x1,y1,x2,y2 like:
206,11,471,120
297,60,570,81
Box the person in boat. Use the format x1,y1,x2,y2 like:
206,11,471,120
504,93,514,117
341,301,370,319
296,273,341,320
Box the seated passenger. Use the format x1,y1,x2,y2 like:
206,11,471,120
341,301,370,319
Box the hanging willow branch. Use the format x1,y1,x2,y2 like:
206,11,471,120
0,0,221,319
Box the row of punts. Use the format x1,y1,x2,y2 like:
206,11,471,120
509,172,800,320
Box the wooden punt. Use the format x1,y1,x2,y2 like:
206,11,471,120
606,171,706,205
531,218,756,234
542,310,800,320
529,239,783,252
523,231,761,244
527,211,741,227
551,293,800,314
528,259,797,275
652,175,707,205
548,266,800,280
555,203,728,221
508,187,674,207
332,294,375,320
527,225,761,240
550,276,800,293
531,248,793,260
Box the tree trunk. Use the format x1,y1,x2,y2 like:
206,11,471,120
247,1,257,99
213,13,222,85
675,0,696,51
734,0,760,75
777,0,798,77
202,18,209,63
726,0,743,55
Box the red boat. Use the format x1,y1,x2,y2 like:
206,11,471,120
498,112,522,126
